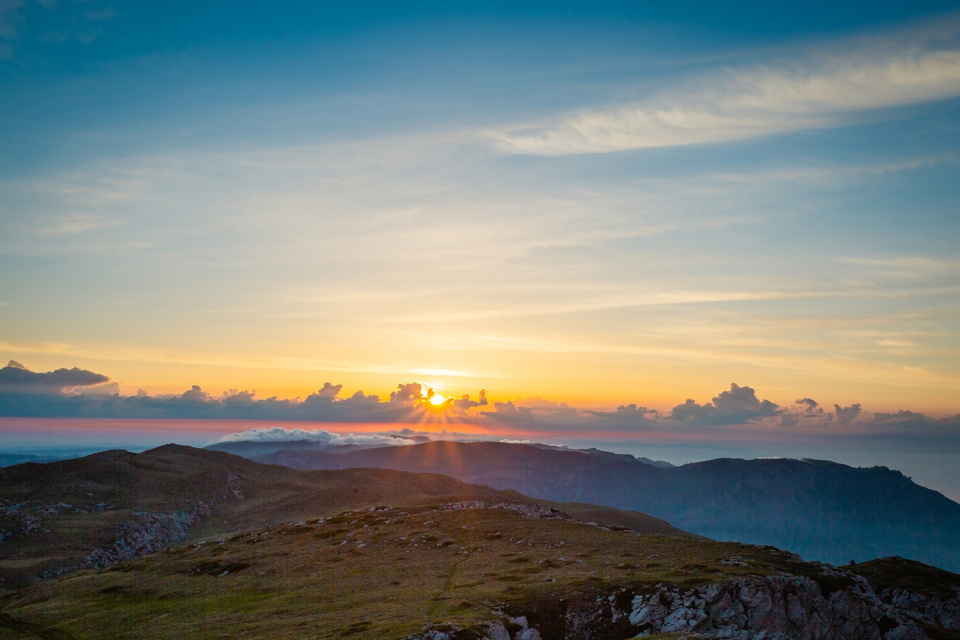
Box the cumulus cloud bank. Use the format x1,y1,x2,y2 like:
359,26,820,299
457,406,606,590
491,24,960,155
671,383,780,425
834,403,863,424
0,362,950,434
216,427,423,447
0,362,493,422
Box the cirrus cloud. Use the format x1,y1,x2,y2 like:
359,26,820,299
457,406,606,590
490,22,960,155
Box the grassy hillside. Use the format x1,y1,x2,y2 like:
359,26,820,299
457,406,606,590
0,445,691,590
0,500,801,639
2,446,960,639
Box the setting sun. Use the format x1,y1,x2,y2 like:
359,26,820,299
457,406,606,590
3,3,960,636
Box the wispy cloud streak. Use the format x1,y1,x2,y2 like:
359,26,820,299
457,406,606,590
491,25,960,155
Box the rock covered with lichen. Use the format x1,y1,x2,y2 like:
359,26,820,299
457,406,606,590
620,573,923,639
407,564,960,640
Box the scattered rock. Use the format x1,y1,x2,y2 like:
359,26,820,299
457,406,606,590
410,564,960,640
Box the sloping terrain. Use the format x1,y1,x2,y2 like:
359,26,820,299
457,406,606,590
1,501,959,639
2,446,960,639
0,445,690,589
255,441,960,571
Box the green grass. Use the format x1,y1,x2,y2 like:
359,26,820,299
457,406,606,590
0,504,797,639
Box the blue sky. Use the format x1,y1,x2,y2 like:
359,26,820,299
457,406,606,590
2,1,960,424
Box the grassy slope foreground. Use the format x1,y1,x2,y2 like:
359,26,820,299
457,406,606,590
1,446,960,639
0,445,689,591
1,502,960,640
0,502,771,639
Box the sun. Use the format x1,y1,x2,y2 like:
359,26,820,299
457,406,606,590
428,393,447,406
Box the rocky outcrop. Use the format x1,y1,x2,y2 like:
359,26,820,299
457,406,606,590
406,567,960,640
39,503,213,578
0,500,62,543
620,574,924,639
405,615,542,640
82,505,211,568
37,470,243,579
444,502,564,520
878,585,960,630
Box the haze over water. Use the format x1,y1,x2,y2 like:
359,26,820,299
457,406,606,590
3,415,960,504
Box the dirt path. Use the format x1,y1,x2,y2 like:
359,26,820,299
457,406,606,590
428,554,471,618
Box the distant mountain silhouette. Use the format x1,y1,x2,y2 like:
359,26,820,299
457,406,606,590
253,440,960,572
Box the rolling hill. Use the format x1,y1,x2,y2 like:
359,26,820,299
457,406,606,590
2,445,960,639
0,444,689,590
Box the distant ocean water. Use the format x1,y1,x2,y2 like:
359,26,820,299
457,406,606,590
2,417,959,504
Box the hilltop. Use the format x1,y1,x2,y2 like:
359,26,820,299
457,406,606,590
0,444,689,590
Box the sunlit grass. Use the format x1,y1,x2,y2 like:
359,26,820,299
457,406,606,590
0,505,798,639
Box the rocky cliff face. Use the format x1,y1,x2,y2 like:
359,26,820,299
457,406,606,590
406,565,960,640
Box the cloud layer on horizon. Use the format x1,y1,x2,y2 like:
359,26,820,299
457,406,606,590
1,361,953,434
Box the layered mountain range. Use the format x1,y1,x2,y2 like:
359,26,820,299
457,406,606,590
2,444,960,639
237,440,960,572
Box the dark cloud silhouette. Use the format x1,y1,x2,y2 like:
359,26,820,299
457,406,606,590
305,383,343,403
482,400,534,423
346,390,380,403
872,409,928,424
713,383,779,415
506,397,580,421
778,397,826,427
0,363,426,421
834,403,862,424
586,404,656,422
671,383,780,425
390,382,424,405
180,385,210,403
0,360,108,393
453,390,488,410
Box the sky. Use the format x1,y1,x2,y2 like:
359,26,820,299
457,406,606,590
2,1,960,492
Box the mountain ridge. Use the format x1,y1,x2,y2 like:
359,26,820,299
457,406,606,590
250,440,960,571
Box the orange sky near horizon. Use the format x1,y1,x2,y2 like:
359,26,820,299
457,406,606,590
4,348,959,418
